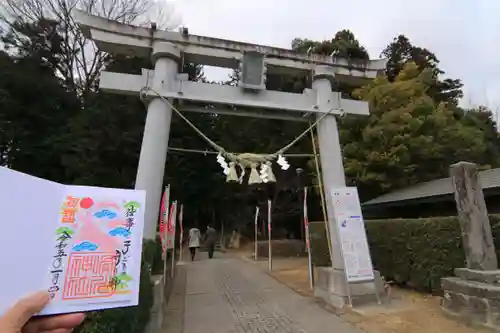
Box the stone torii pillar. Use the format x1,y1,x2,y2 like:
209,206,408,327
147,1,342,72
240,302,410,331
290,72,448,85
313,65,346,269
311,66,385,307
135,42,179,239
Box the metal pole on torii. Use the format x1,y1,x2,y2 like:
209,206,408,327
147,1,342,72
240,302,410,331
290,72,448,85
73,10,386,305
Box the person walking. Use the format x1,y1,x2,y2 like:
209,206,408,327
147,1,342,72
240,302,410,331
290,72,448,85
188,225,201,261
204,225,218,259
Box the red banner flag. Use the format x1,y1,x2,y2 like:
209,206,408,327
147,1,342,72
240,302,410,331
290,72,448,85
166,202,176,249
179,204,184,235
159,186,170,245
159,193,166,235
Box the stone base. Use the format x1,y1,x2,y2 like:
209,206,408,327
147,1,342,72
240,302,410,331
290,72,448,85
441,270,500,332
455,268,500,285
145,275,166,333
313,267,384,309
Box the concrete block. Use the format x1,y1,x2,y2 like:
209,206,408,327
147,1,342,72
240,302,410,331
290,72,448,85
468,296,489,325
314,267,384,309
442,277,500,299
489,300,500,326
146,275,165,333
455,268,500,285
441,275,500,331
441,289,468,314
145,272,181,333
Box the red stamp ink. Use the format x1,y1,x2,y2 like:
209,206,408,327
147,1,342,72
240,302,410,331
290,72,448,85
63,252,116,300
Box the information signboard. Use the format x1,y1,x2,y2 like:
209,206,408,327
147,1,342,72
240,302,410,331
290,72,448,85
331,187,374,282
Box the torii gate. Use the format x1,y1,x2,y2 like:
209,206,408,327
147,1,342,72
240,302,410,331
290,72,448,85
74,11,386,305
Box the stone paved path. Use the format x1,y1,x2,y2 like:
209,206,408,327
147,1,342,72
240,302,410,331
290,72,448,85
164,254,361,333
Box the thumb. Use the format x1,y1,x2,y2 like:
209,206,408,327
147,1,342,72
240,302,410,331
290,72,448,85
2,292,50,330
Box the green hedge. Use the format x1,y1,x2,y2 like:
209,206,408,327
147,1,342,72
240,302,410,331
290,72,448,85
366,217,464,293
309,222,332,267
309,216,500,293
74,239,157,333
256,239,306,258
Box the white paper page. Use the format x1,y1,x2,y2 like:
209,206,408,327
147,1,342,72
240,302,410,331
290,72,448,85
40,185,146,315
0,167,63,316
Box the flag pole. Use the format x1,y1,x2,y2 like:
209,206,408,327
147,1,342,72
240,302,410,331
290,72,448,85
254,206,260,261
178,204,184,263
165,199,175,282
304,187,314,289
170,201,178,278
268,200,272,271
161,185,170,286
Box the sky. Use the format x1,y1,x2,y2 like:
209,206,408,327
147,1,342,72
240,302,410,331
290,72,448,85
164,0,500,109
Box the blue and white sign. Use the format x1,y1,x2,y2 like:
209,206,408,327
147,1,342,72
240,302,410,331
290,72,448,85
331,187,374,283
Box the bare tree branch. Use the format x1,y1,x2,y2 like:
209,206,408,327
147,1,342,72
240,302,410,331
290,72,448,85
0,0,180,96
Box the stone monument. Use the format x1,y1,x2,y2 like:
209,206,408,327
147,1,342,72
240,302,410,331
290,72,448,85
441,161,500,330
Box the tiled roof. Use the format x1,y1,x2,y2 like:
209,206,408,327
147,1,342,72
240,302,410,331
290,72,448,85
362,168,500,206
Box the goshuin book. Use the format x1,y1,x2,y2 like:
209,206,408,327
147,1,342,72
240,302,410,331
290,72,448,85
0,166,146,316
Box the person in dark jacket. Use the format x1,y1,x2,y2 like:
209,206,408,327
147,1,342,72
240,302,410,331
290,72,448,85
204,225,218,259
